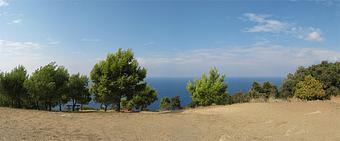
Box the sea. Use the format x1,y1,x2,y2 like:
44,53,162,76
86,77,283,110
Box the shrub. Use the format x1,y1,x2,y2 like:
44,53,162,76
187,67,229,107
170,96,181,110
231,92,249,104
160,97,171,111
294,75,326,100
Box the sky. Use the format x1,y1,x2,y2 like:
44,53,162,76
0,0,339,77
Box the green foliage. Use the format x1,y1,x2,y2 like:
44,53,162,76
130,85,157,111
67,73,91,111
248,81,278,100
160,97,171,110
0,65,28,108
90,48,149,112
187,67,229,107
231,92,249,104
0,94,10,106
170,96,181,110
24,62,69,111
280,61,340,98
121,99,135,111
294,75,326,100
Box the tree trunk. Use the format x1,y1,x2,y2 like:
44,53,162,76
115,98,121,112
17,99,21,108
36,101,39,110
59,102,62,112
11,99,14,108
45,102,47,110
104,105,108,112
72,99,76,111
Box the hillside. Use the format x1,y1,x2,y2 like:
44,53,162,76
0,98,340,141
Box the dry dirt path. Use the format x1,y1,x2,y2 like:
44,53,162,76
0,99,339,141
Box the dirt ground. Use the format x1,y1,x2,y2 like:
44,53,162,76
0,98,340,141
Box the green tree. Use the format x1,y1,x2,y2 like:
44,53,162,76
55,66,70,111
67,73,91,111
248,81,278,100
248,81,262,99
280,61,340,98
187,67,229,107
90,48,147,112
0,65,28,108
160,97,171,111
24,62,69,111
131,85,157,111
170,96,181,110
294,75,326,100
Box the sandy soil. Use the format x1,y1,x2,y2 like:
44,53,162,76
0,98,340,141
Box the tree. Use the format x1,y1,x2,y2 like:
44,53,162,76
248,81,278,100
0,65,28,108
280,61,340,98
294,75,326,100
55,66,70,111
279,74,296,98
24,62,69,111
170,96,181,110
131,85,157,111
187,67,229,107
160,97,171,111
67,73,91,111
248,81,262,99
90,48,147,112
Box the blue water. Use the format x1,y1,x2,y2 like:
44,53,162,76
86,77,283,110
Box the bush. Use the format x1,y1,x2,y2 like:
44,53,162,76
248,81,278,100
280,61,340,98
231,92,249,104
294,75,326,100
170,96,181,110
121,99,135,111
187,67,229,107
160,97,171,111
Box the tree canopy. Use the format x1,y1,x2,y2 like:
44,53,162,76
130,85,157,111
248,81,278,99
67,73,91,111
294,75,326,100
24,62,69,111
187,67,229,106
0,65,28,108
90,48,155,112
280,61,340,98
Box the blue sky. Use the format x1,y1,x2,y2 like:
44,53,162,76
0,0,339,77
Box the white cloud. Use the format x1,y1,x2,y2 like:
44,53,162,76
243,13,288,33
242,13,324,42
0,40,46,73
11,18,22,24
138,44,340,77
0,0,8,7
0,40,40,51
306,31,323,41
